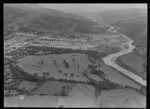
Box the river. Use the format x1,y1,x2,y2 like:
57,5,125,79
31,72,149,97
102,25,146,86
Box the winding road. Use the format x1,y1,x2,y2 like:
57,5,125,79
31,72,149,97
102,25,146,86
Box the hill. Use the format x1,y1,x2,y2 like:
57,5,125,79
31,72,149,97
97,8,147,49
4,4,103,38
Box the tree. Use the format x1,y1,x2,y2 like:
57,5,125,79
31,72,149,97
33,72,38,77
70,73,74,77
60,86,67,96
58,105,64,108
58,70,62,73
63,60,69,68
64,72,68,76
88,64,95,70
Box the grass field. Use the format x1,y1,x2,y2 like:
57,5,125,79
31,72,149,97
99,64,141,89
17,53,92,82
30,81,75,95
117,52,146,79
98,89,146,108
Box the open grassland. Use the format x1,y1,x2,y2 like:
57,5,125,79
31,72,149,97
4,95,59,107
99,64,141,89
117,52,146,79
17,81,37,92
98,89,146,108
17,53,92,82
57,84,97,107
30,81,75,96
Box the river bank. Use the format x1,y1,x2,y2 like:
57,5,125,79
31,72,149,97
102,25,146,86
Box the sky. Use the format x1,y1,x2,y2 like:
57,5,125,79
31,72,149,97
40,3,147,13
